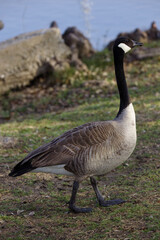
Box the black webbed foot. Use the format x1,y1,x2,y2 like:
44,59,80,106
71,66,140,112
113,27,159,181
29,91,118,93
69,178,125,214
99,198,125,207
69,203,92,213
90,177,125,208
69,180,92,213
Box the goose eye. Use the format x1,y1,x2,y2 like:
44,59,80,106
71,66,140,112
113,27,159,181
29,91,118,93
125,39,130,44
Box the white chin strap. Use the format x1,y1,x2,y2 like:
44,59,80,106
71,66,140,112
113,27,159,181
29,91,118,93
118,43,131,53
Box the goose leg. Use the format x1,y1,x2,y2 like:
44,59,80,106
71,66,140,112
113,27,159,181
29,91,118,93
90,177,125,207
69,180,92,213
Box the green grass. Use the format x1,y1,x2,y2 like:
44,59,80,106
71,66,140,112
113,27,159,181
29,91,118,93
0,48,160,240
82,48,113,69
143,39,160,48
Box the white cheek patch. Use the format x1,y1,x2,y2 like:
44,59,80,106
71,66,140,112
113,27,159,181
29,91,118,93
118,43,131,53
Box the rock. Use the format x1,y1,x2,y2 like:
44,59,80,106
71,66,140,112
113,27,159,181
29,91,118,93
0,20,4,30
146,21,160,40
118,28,148,43
107,21,160,51
62,27,95,58
0,136,18,148
107,28,148,50
0,28,71,95
17,209,25,215
62,27,95,68
50,21,59,29
28,211,35,216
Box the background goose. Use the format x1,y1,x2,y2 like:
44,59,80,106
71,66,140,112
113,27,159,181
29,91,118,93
9,37,142,213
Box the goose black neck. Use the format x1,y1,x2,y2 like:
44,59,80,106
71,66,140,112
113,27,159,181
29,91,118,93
114,48,130,117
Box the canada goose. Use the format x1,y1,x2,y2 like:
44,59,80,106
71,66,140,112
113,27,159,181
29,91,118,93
9,37,142,213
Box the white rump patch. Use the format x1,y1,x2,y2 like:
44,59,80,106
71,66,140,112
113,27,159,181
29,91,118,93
118,43,131,53
32,164,74,176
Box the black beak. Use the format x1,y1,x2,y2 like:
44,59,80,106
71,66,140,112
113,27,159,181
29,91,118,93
132,40,143,47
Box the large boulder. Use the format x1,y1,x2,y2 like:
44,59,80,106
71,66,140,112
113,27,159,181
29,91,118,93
0,28,71,95
62,27,95,58
107,28,148,50
62,27,95,69
146,21,160,40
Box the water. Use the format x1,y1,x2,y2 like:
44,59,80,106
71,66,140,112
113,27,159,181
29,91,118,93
0,0,160,49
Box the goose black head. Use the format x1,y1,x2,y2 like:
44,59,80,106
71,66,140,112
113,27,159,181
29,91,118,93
113,37,143,54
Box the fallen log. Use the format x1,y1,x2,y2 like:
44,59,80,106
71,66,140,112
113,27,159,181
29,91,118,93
127,47,160,61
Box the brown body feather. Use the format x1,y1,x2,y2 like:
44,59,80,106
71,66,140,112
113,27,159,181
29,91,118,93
11,117,135,180
21,121,117,166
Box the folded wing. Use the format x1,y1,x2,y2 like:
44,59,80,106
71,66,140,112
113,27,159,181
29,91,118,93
9,121,119,176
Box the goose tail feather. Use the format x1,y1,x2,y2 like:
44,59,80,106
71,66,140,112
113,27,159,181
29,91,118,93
9,160,35,177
